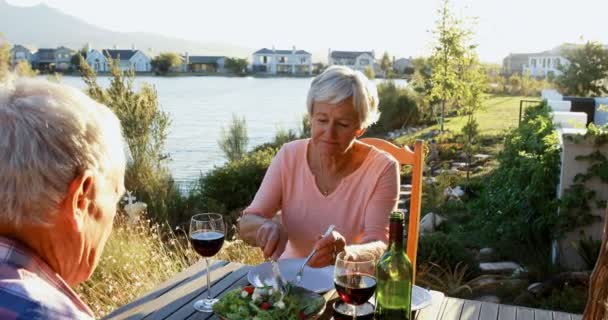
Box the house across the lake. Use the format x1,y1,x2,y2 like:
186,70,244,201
10,45,34,66
251,47,312,75
86,48,152,73
182,54,226,73
328,49,376,73
11,45,75,72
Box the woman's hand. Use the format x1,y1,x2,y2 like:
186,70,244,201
307,230,346,268
255,220,288,260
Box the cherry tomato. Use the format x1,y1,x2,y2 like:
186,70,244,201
260,302,272,310
242,286,254,295
299,311,307,319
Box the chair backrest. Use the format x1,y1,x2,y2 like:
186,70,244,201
360,138,424,283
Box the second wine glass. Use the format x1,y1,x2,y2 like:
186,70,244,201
333,252,376,320
189,213,226,313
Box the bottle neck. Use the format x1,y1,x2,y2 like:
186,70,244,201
388,219,404,250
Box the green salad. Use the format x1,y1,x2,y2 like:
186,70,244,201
212,285,325,320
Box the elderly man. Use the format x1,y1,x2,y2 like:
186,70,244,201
0,76,126,319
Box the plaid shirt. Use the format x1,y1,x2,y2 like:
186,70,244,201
0,236,95,319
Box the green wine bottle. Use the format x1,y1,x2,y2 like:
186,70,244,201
375,211,413,319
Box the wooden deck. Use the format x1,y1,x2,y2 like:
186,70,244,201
104,260,583,320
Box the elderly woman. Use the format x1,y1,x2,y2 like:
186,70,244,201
0,77,126,319
240,66,399,267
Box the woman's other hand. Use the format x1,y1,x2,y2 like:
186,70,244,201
256,220,288,260
308,230,346,268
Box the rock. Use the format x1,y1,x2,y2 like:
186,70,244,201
478,247,498,263
452,162,468,168
527,282,550,297
420,212,446,233
475,295,501,304
479,262,523,275
400,184,412,192
469,277,527,296
444,186,465,199
473,154,491,161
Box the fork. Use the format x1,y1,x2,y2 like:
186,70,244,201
294,225,335,285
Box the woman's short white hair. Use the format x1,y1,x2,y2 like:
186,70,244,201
0,76,126,228
306,66,380,129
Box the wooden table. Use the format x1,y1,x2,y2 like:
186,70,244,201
104,260,583,320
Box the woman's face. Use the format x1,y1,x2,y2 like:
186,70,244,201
311,97,364,156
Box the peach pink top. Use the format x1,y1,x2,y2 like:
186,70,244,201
243,139,400,259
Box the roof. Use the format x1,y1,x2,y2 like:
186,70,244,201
330,51,374,59
254,48,311,55
187,56,226,64
102,49,138,60
36,48,56,54
11,45,32,53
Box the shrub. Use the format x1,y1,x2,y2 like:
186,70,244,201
471,101,561,262
80,57,185,225
417,232,479,277
368,81,419,134
188,147,278,228
218,114,249,162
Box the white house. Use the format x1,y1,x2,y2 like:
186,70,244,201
328,50,376,73
523,46,570,78
251,47,312,75
393,57,414,74
86,48,152,72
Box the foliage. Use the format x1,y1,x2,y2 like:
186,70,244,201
225,57,248,75
417,232,479,276
70,47,88,72
313,63,326,75
557,41,608,96
471,102,561,262
380,51,392,78
535,285,588,314
417,262,499,298
218,114,249,162
188,147,277,227
14,60,38,77
572,233,602,270
0,33,10,80
429,0,477,131
422,168,460,214
79,56,184,225
364,65,375,79
367,81,419,134
411,57,437,121
151,52,182,75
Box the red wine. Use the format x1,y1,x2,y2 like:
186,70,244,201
334,274,377,305
190,231,225,257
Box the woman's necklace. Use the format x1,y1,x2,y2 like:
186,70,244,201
316,147,354,197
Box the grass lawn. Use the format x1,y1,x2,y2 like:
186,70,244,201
395,95,536,145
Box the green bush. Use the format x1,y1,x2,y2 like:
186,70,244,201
80,56,185,226
368,81,419,134
188,147,278,227
470,101,561,262
417,232,480,277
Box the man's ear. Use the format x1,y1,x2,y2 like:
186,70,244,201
63,170,95,231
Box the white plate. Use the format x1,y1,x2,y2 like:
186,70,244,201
411,285,433,310
369,285,433,311
248,258,335,293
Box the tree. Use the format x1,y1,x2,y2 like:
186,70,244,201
557,41,608,96
0,34,10,81
411,57,436,121
429,0,474,131
225,57,248,75
218,114,249,162
79,55,183,224
364,65,375,80
380,52,392,78
14,60,38,77
151,52,182,75
70,46,88,72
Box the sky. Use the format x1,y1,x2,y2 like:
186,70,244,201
7,0,608,63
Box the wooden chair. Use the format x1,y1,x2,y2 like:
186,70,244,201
360,138,425,283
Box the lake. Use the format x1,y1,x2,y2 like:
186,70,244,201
59,76,407,190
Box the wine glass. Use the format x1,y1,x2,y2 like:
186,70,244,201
333,252,377,320
189,213,226,312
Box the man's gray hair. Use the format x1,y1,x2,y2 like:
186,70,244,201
0,76,126,227
306,66,380,129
